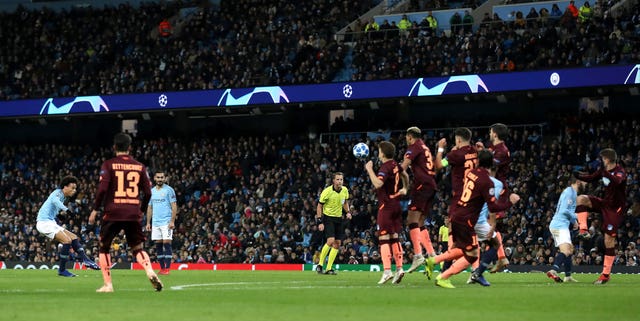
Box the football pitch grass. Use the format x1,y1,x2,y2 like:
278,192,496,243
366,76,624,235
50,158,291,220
1,270,638,321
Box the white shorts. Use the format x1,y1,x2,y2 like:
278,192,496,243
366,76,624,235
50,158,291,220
151,225,173,241
550,228,571,247
474,221,496,242
36,220,64,239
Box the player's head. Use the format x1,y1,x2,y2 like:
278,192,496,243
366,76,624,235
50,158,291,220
378,141,396,161
568,176,586,194
59,175,78,197
405,126,421,144
478,149,493,169
599,148,617,166
490,123,508,142
331,172,344,189
154,170,166,187
454,127,472,145
113,132,132,153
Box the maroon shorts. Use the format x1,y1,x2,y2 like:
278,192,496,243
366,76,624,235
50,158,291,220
450,220,478,252
408,185,435,214
588,196,625,237
99,220,146,253
377,203,402,235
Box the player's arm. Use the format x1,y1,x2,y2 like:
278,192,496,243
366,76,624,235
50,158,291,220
434,138,448,170
399,170,409,196
365,161,383,189
343,195,352,220
574,167,602,182
145,203,153,231
169,187,178,229
601,168,626,185
484,179,519,213
316,201,325,231
90,163,111,224
52,192,69,213
139,168,152,213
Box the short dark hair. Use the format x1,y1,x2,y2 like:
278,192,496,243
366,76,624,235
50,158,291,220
60,175,78,189
478,150,493,168
379,141,396,159
113,132,132,152
490,123,509,140
600,148,617,162
406,126,421,138
332,172,344,180
454,127,472,142
154,170,166,176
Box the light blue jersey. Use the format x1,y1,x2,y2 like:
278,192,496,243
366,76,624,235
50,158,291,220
37,189,68,222
477,177,503,225
150,185,177,226
549,187,577,230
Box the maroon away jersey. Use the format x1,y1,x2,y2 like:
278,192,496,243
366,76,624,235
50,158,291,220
579,165,627,209
449,167,512,225
489,142,510,184
446,145,477,199
404,139,436,190
94,154,152,221
376,160,403,207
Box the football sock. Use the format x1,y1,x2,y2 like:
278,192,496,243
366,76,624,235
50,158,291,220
99,253,112,285
442,260,452,272
391,239,403,270
318,244,331,268
420,226,435,256
552,252,566,271
163,243,172,270
435,248,463,264
134,250,155,277
471,247,480,269
603,248,615,275
576,208,588,232
70,239,89,261
495,232,506,259
326,247,339,271
380,241,392,272
409,225,422,255
440,256,472,279
564,254,573,276
477,247,497,275
59,244,71,272
155,242,164,269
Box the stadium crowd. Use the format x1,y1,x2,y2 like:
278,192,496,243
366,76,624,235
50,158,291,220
1,0,639,100
1,111,639,269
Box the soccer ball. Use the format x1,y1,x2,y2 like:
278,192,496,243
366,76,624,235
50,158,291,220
352,142,369,159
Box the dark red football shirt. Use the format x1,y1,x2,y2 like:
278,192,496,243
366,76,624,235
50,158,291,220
449,167,512,225
376,159,403,206
579,165,627,209
489,142,511,184
94,154,152,221
404,138,436,190
446,145,477,199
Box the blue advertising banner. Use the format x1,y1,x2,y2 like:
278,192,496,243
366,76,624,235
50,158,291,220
1,64,638,118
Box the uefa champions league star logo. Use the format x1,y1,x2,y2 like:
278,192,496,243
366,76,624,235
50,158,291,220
217,86,290,106
624,64,640,84
39,96,110,115
550,72,560,86
408,75,489,96
342,84,353,98
158,94,168,107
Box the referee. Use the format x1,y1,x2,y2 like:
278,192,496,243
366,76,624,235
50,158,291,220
316,172,351,275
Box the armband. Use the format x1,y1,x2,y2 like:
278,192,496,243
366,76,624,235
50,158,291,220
438,147,445,153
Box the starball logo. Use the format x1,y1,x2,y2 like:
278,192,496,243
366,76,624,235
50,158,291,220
408,75,489,96
217,87,290,106
39,96,110,115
